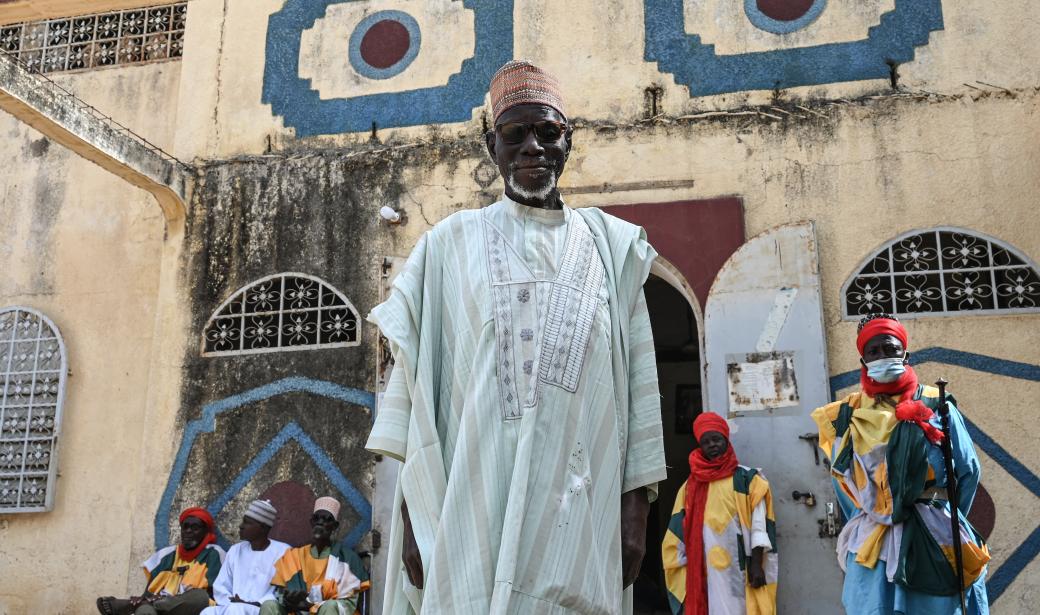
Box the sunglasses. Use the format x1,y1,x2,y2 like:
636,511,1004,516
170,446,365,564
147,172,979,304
495,120,568,145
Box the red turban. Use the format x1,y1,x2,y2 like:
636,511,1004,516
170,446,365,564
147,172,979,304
177,507,217,562
693,412,730,441
856,318,909,356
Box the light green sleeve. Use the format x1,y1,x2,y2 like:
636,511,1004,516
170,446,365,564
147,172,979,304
622,288,667,501
364,233,429,462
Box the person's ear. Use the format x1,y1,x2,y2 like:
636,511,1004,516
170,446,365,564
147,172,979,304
564,126,573,160
902,351,911,365
485,130,497,161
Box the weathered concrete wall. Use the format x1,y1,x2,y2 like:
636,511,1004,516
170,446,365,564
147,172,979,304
0,62,179,613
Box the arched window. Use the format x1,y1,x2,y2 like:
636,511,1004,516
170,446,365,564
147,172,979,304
842,228,1040,319
0,307,67,512
202,273,361,356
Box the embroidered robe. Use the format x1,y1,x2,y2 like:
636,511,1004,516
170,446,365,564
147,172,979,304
366,197,666,614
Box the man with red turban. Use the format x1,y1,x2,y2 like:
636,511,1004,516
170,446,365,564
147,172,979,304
96,507,226,615
661,412,778,615
811,313,991,614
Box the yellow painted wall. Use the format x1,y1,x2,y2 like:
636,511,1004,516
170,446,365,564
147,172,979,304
0,63,179,613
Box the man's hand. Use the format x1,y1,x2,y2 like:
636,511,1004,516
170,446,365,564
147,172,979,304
283,590,311,611
748,547,767,588
230,594,261,607
620,487,650,588
401,500,425,589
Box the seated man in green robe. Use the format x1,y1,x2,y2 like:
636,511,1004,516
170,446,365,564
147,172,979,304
259,497,367,615
96,507,225,615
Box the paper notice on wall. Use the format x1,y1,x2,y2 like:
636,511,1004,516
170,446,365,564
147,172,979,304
726,352,799,412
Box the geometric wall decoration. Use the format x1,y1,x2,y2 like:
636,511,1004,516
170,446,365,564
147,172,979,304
0,2,186,74
842,228,1040,319
262,0,513,136
155,377,376,550
0,306,67,513
202,273,360,357
645,0,944,96
744,0,828,35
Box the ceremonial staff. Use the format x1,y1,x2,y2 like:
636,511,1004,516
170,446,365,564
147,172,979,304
936,378,967,613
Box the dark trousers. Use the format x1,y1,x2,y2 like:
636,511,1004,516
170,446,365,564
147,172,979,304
134,589,210,615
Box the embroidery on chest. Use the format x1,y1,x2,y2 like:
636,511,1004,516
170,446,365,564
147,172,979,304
483,211,606,420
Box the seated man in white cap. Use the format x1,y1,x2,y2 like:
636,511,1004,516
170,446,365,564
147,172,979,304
259,497,367,615
201,500,290,615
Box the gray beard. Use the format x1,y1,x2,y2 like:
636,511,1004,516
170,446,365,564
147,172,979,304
506,169,557,203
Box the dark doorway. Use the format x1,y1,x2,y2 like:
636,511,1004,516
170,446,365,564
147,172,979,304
633,275,701,615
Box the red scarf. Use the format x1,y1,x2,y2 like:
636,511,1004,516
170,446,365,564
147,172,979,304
177,507,217,563
684,413,738,615
857,318,943,445
859,364,943,444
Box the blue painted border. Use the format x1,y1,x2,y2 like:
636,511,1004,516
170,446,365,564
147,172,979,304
744,0,827,35
348,10,422,80
154,377,376,551
262,0,514,136
829,346,1040,603
645,0,943,96
207,421,372,549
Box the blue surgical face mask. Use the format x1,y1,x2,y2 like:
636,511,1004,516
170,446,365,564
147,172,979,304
865,357,907,383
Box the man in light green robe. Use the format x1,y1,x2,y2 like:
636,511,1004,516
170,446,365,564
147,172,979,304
366,60,666,615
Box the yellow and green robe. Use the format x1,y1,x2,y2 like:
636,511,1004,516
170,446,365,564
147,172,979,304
812,386,991,614
662,466,778,615
142,544,226,598
269,544,366,613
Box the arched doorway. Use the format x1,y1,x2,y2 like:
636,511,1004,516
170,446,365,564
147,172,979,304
633,267,702,615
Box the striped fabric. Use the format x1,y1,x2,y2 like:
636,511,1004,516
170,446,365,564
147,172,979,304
661,467,778,615
366,197,666,614
269,545,364,613
489,60,566,122
142,544,226,597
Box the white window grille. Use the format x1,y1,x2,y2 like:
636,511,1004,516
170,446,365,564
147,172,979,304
842,227,1040,319
202,273,361,357
0,307,67,513
0,2,187,75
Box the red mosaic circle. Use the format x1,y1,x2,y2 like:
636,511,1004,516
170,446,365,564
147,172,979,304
359,19,411,69
756,0,816,22
261,480,317,548
967,482,996,541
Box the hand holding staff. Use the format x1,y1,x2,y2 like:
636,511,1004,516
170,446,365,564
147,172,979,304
936,378,968,612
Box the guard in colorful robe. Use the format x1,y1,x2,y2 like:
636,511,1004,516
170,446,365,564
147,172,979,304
96,507,226,615
811,314,991,614
201,499,290,614
366,60,666,614
661,412,778,615
260,497,367,615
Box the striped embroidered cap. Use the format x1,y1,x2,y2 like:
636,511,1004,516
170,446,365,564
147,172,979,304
489,59,566,123
244,499,278,527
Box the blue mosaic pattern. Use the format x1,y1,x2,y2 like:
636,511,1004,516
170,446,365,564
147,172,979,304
155,377,376,550
262,0,513,136
645,0,944,96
